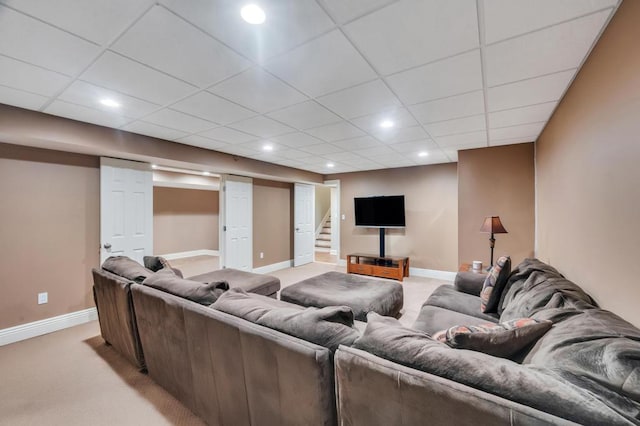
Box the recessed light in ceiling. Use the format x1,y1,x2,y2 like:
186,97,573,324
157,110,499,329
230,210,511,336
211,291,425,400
100,98,120,108
151,164,158,169
241,4,265,24
203,171,212,176
326,163,335,168
418,151,429,157
263,144,273,151
380,120,394,129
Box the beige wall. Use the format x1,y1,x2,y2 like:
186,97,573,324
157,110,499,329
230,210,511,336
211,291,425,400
458,144,535,268
0,143,99,329
153,187,219,255
314,185,331,229
328,163,458,271
536,0,640,327
253,179,293,268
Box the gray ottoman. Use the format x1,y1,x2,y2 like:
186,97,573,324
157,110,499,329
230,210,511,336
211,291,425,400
188,268,281,298
281,271,403,321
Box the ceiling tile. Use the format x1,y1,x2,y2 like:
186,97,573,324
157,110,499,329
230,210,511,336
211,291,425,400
306,121,365,142
442,148,459,162
373,126,428,144
484,0,617,44
387,50,483,104
490,136,537,147
344,0,479,75
0,5,100,76
198,126,257,144
142,108,216,133
486,10,611,87
391,139,438,154
424,114,486,137
0,85,48,110
176,134,230,150
347,158,383,170
228,115,294,138
489,102,557,128
209,67,307,113
161,0,334,62
320,0,394,23
122,120,188,140
266,101,341,130
264,30,376,97
81,51,197,105
323,151,363,162
317,80,401,119
45,100,132,128
112,6,250,88
489,122,545,140
0,0,152,45
300,143,344,155
414,150,451,165
350,108,418,132
410,91,485,124
270,132,325,148
0,55,71,96
171,91,255,125
58,80,160,119
334,136,382,151
356,145,397,159
277,149,316,160
435,131,487,148
488,70,575,112
239,140,287,153
215,144,259,158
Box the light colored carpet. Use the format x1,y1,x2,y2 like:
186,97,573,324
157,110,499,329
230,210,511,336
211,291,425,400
0,260,449,425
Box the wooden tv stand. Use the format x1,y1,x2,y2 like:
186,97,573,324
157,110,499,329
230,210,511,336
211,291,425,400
346,253,410,282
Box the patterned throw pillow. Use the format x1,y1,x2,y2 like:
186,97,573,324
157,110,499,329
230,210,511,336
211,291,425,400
480,256,511,313
432,318,552,359
143,255,172,272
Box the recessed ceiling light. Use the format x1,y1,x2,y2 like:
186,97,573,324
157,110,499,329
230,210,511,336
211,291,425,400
151,164,158,169
380,120,394,129
202,171,211,176
263,144,273,151
100,98,120,108
327,163,335,168
241,4,265,24
418,151,429,157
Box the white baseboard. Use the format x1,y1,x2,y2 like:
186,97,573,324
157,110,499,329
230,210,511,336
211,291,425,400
0,307,97,347
335,259,454,281
253,260,293,274
161,249,219,260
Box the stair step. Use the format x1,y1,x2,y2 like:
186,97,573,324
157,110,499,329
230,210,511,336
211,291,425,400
315,240,331,248
322,226,331,232
317,234,331,241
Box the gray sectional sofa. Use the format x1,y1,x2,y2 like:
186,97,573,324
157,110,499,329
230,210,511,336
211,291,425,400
92,256,640,425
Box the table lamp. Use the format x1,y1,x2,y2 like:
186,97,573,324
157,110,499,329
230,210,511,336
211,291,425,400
480,216,508,267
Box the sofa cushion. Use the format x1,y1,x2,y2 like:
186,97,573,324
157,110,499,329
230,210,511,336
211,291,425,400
412,305,490,336
188,268,280,296
212,289,359,351
143,255,171,272
142,269,228,305
480,256,511,313
454,271,486,296
102,256,153,283
353,313,640,425
433,317,552,359
424,285,499,322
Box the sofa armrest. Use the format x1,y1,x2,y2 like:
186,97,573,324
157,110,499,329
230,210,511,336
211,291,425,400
454,271,486,296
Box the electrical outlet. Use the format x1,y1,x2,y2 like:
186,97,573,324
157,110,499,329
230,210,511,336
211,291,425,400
341,214,345,220
38,292,48,305
260,252,264,259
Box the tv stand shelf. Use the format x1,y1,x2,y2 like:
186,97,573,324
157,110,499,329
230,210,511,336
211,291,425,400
346,253,410,282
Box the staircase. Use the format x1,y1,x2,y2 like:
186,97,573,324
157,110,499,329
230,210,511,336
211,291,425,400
315,216,332,252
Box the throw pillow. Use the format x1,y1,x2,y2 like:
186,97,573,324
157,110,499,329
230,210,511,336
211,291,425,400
212,289,359,351
432,317,552,359
480,256,511,313
102,256,153,283
142,269,229,305
143,255,172,272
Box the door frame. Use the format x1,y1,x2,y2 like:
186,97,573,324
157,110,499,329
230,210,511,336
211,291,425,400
323,179,341,259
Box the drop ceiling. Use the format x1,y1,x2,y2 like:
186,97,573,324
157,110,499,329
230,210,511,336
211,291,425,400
0,0,620,174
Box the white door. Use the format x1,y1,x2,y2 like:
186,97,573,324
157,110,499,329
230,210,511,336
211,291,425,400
100,158,153,264
294,183,314,267
220,175,252,271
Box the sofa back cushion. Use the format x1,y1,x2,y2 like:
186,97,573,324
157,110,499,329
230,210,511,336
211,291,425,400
143,255,171,272
102,256,153,283
212,289,360,351
352,312,640,425
142,269,228,305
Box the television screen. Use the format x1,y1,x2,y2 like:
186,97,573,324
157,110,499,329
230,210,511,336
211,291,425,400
354,195,405,228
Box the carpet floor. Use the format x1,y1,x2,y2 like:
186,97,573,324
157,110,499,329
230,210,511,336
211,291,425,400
0,260,449,425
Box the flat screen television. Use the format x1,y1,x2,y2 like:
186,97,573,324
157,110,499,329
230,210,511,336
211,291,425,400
354,195,405,228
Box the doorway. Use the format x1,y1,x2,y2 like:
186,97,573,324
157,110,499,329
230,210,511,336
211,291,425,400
314,180,340,264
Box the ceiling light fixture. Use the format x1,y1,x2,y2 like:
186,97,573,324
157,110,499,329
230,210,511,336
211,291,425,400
327,163,335,168
418,151,429,157
380,120,394,129
100,98,120,108
241,4,265,24
263,144,273,151
203,171,212,176
151,164,158,169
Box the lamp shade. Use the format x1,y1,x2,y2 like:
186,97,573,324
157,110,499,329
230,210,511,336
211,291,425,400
480,216,508,234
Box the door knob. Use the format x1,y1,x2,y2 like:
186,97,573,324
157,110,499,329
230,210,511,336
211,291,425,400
103,243,112,249
295,228,300,231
